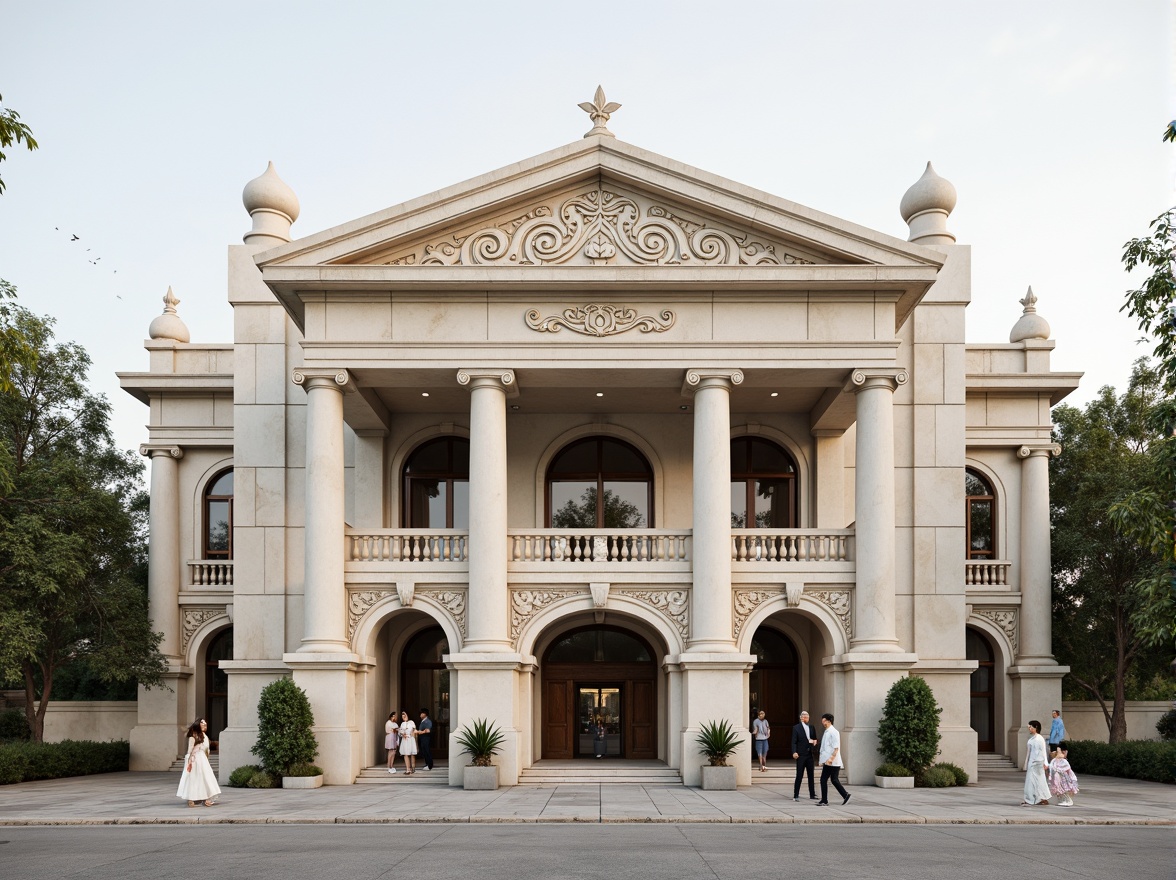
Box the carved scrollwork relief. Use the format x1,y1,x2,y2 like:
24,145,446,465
417,589,467,639
525,304,675,337
386,187,815,268
973,607,1018,656
348,590,393,639
807,589,853,641
732,589,778,640
510,589,581,642
615,589,689,641
347,587,468,641
182,607,227,653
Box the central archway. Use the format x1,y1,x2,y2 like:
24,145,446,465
541,625,657,759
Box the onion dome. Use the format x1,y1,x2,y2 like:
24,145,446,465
900,162,957,246
242,161,299,245
148,286,190,343
1010,286,1051,342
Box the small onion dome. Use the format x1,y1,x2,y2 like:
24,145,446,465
148,286,190,343
900,162,957,245
1010,286,1051,342
242,161,299,245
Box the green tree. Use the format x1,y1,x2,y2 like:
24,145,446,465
0,94,38,195
876,676,942,774
252,678,318,776
0,293,165,741
550,486,645,528
1051,362,1171,742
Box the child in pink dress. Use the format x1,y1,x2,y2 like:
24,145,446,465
1048,745,1079,807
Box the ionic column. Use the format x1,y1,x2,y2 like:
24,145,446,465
1016,444,1061,665
141,444,183,659
458,369,516,650
293,368,353,652
849,369,906,652
685,368,743,651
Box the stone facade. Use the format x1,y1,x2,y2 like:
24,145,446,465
118,110,1079,785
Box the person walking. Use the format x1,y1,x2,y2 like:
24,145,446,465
791,710,819,801
398,709,418,775
1021,720,1051,806
176,718,221,808
816,713,850,806
384,712,400,774
417,708,434,771
751,710,771,773
1048,709,1067,752
1047,744,1079,807
592,716,607,758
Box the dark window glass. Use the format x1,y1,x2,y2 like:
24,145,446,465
546,437,652,528
403,437,470,528
546,627,652,664
203,469,233,559
730,438,797,528
965,468,996,559
546,630,597,663
750,627,798,664
404,626,449,664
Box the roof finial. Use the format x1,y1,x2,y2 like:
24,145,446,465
1010,285,1051,342
900,161,957,247
579,86,621,138
148,286,191,343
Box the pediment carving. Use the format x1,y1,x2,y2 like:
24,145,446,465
351,185,843,268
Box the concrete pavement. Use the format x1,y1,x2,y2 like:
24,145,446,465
0,767,1171,826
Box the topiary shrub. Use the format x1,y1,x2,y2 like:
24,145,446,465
1066,739,1176,784
874,762,912,777
245,769,277,789
228,764,262,788
0,709,31,742
877,676,942,775
251,678,318,777
932,762,968,786
1156,709,1176,742
0,740,128,784
918,765,956,788
286,763,324,777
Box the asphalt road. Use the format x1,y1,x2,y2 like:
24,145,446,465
2,825,1173,880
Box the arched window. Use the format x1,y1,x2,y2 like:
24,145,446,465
966,468,996,559
403,437,469,528
547,437,652,528
203,470,233,559
966,627,995,752
730,437,797,528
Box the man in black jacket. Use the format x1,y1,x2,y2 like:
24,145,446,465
791,710,819,801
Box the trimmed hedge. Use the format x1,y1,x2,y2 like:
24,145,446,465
1065,739,1176,784
0,709,31,742
0,740,129,785
918,766,956,788
932,762,969,786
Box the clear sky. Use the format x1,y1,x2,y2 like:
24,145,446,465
1,1,1171,457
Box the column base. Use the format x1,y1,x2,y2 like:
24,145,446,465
129,667,192,771
444,652,528,786
829,652,918,784
283,653,372,785
1008,664,1069,768
676,653,756,786
216,661,290,784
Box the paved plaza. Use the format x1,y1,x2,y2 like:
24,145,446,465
0,766,1170,826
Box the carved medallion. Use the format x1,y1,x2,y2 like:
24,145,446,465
615,589,689,641
181,607,227,653
807,589,853,641
510,589,581,642
974,607,1018,656
525,304,675,337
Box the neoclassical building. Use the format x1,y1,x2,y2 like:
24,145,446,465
119,98,1078,786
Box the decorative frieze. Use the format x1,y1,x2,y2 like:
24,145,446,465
347,587,468,641
615,589,689,641
181,607,227,653
417,589,467,639
348,590,392,639
525,304,675,337
732,589,778,640
510,589,581,642
807,589,853,641
974,607,1018,656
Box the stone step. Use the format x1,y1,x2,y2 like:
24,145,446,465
356,766,449,784
519,761,682,785
168,755,220,774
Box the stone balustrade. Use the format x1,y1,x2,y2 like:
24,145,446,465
731,529,853,562
347,530,469,563
187,560,234,587
509,529,692,563
965,559,1011,586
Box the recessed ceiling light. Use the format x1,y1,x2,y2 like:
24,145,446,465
679,405,689,411
421,392,430,397
511,405,520,410
770,392,778,398
595,392,604,397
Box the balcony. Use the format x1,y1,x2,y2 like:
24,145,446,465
187,560,233,588
965,559,1011,587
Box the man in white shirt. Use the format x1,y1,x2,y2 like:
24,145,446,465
817,713,850,806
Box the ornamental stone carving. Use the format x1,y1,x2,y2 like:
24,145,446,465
525,304,675,337
808,589,853,641
615,589,689,641
417,589,467,639
733,589,778,640
383,187,817,268
510,589,580,642
348,590,392,639
181,607,227,653
348,587,468,640
974,607,1018,656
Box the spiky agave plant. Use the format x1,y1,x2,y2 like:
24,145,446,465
694,719,741,766
454,718,506,767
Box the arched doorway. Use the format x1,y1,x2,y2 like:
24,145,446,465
204,627,232,749
748,626,800,734
400,626,450,758
966,627,995,752
541,625,657,759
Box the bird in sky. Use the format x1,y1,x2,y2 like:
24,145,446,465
70,234,79,241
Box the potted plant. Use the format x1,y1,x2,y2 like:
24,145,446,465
876,676,942,788
695,719,741,790
251,678,323,789
454,717,506,790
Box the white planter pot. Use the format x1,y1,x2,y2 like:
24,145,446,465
282,774,324,789
463,764,499,791
700,764,738,790
874,775,914,789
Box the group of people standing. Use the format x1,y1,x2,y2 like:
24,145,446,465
751,709,851,806
384,708,435,775
1023,709,1079,807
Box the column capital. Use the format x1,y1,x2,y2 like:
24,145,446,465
1017,443,1061,460
682,368,743,395
292,367,355,393
456,368,519,397
846,368,908,394
139,444,183,460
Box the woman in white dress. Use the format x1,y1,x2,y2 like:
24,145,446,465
384,712,400,774
176,718,221,807
1021,719,1051,806
397,709,418,775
